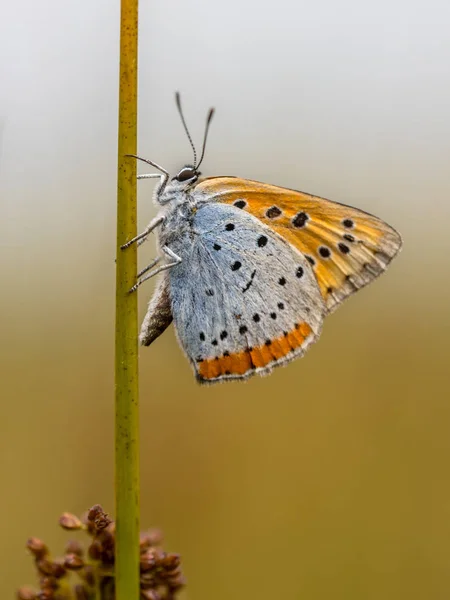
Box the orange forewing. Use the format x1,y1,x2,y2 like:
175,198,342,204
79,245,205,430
195,177,402,311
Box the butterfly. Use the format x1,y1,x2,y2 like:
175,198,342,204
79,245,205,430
122,93,402,384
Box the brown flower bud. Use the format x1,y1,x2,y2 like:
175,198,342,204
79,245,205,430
87,504,103,520
39,578,58,591
100,548,115,566
140,532,152,552
167,573,186,590
159,553,180,571
140,589,161,600
17,587,37,600
82,565,95,587
97,528,114,551
37,590,54,600
149,547,165,565
36,559,54,577
147,529,164,547
65,540,83,556
87,505,112,532
88,540,102,561
26,538,48,558
140,572,156,588
53,559,67,579
74,585,89,600
140,550,157,573
64,553,84,570
59,513,83,531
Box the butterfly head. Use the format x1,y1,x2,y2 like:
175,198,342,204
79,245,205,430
173,164,200,184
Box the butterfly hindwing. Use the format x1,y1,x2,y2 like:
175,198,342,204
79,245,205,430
167,202,325,383
193,178,402,312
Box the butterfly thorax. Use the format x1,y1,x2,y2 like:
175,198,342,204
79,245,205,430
156,192,198,252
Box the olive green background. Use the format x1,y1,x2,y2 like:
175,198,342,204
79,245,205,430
1,0,450,598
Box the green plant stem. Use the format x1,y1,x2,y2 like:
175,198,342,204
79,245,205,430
115,1,139,600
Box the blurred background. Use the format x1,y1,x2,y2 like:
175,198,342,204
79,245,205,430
1,0,450,598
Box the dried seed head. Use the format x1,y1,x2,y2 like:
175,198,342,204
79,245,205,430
17,587,37,600
20,506,184,600
64,553,84,570
59,513,83,531
26,538,48,559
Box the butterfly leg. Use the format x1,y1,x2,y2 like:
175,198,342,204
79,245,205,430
121,215,164,250
129,246,181,293
137,173,162,180
137,256,161,278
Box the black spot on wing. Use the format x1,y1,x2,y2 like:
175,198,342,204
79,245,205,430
242,269,256,293
266,206,282,219
257,235,268,247
338,243,350,254
292,212,309,228
233,200,247,209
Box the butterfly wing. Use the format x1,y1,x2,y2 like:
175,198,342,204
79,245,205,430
193,178,402,312
167,202,325,383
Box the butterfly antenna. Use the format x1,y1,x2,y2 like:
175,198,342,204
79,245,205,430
175,91,197,167
196,106,215,169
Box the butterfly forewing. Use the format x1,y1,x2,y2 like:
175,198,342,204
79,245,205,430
167,202,325,383
194,178,402,312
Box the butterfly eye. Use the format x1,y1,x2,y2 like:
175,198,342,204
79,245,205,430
176,166,197,182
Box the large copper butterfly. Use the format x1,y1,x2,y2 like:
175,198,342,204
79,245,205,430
122,94,402,384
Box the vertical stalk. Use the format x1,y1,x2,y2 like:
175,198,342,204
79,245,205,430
115,1,139,600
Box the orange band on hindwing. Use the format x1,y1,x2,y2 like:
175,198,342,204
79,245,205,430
197,322,313,381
